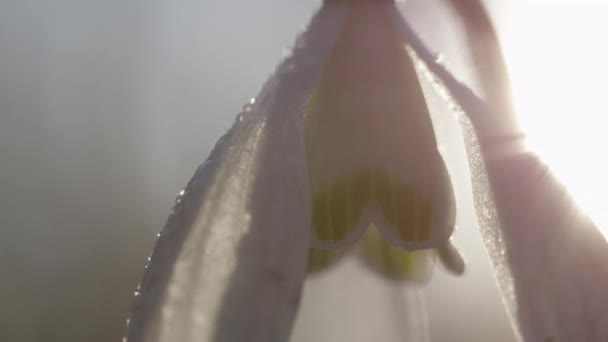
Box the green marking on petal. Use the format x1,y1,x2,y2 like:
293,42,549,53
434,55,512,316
360,226,433,282
311,172,365,244
329,177,350,240
307,227,466,280
351,169,371,222
307,248,345,274
371,169,433,243
311,189,330,241
310,167,435,246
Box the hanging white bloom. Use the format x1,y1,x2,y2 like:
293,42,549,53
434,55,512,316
126,0,608,341
305,1,455,252
303,0,464,284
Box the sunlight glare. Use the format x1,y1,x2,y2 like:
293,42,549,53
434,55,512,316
502,1,608,236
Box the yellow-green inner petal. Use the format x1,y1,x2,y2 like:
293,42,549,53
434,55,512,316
306,248,345,274
360,226,433,281
305,226,436,282
310,168,434,244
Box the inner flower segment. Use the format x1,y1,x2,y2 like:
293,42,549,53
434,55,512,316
305,3,456,256
311,168,433,244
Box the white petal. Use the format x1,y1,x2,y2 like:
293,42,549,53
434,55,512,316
126,4,348,342
393,7,608,341
481,151,608,342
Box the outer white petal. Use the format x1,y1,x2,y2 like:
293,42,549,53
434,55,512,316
125,4,348,342
391,6,608,342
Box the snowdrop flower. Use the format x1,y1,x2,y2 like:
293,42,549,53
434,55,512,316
126,0,608,341
304,0,464,282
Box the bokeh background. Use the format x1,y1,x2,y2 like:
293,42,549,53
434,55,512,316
1,0,606,341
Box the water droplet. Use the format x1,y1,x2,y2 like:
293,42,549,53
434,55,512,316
282,48,293,58
173,188,186,205
125,318,130,326
435,53,445,63
156,232,161,238
134,290,140,297
482,207,491,218
241,98,255,113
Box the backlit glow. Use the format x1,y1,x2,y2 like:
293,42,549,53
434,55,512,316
503,1,608,235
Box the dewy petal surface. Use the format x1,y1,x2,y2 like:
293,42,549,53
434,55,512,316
391,5,608,341
126,4,348,342
306,1,456,251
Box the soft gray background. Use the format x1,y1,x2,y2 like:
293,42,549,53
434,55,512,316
0,1,526,341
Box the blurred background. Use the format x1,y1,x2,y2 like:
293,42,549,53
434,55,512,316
1,0,606,341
